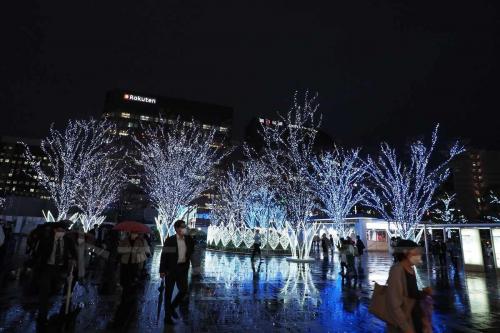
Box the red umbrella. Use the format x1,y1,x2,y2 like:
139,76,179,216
113,221,151,233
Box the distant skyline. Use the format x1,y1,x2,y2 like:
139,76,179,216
1,1,499,149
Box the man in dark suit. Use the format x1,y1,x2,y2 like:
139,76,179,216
34,221,77,324
159,220,194,325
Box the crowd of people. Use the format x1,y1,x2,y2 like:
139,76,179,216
0,219,490,332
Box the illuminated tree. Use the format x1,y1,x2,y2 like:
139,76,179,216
77,158,126,232
486,191,500,222
365,125,464,240
431,192,457,223
210,160,288,249
311,148,368,237
22,119,116,222
134,118,226,242
211,163,259,229
259,91,321,260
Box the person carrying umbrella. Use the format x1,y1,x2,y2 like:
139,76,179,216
117,228,151,296
159,219,194,325
34,220,77,325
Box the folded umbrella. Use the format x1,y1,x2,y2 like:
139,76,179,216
156,277,165,323
112,221,151,234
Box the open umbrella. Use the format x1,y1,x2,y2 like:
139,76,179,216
112,221,151,233
156,277,165,323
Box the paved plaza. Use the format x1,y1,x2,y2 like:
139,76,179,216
0,246,499,332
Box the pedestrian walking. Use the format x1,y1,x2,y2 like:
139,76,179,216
386,239,433,333
99,229,120,294
118,232,151,295
438,240,447,267
321,233,329,255
68,224,90,291
356,235,365,256
189,228,203,278
447,240,460,269
485,242,493,267
34,221,77,325
344,239,356,277
251,229,262,261
159,220,194,325
337,237,347,275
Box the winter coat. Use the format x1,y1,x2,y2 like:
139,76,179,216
385,263,417,332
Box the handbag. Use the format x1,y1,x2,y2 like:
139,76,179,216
369,283,396,325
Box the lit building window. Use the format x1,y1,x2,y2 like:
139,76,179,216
203,124,211,130
121,112,131,119
140,115,150,121
30,188,34,192
219,127,228,132
128,122,136,128
119,130,129,136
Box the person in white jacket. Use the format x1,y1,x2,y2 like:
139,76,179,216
118,233,151,295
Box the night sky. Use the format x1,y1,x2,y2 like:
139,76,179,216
1,1,499,149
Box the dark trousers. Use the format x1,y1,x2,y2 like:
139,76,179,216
251,243,261,260
38,264,65,320
164,263,189,317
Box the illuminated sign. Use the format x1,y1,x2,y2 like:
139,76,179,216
123,93,156,104
461,228,484,271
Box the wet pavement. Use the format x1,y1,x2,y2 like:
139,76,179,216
1,245,500,333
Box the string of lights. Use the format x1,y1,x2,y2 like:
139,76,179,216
133,118,226,242
364,125,465,240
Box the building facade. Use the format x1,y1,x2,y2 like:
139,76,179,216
102,90,234,226
451,149,500,219
0,136,48,200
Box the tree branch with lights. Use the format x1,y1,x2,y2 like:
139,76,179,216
22,119,117,222
133,118,226,242
364,125,465,240
259,91,321,260
76,158,126,232
311,147,368,238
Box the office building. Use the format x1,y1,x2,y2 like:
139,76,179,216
451,149,500,219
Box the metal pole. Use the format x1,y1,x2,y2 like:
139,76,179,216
424,222,430,260
423,222,431,283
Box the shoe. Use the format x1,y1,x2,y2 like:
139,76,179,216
164,316,175,325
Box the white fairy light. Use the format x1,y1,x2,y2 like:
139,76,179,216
211,163,258,230
210,160,288,249
133,118,227,243
431,192,457,224
311,148,368,237
486,191,500,222
365,125,465,240
258,91,322,260
77,158,126,232
22,119,116,222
